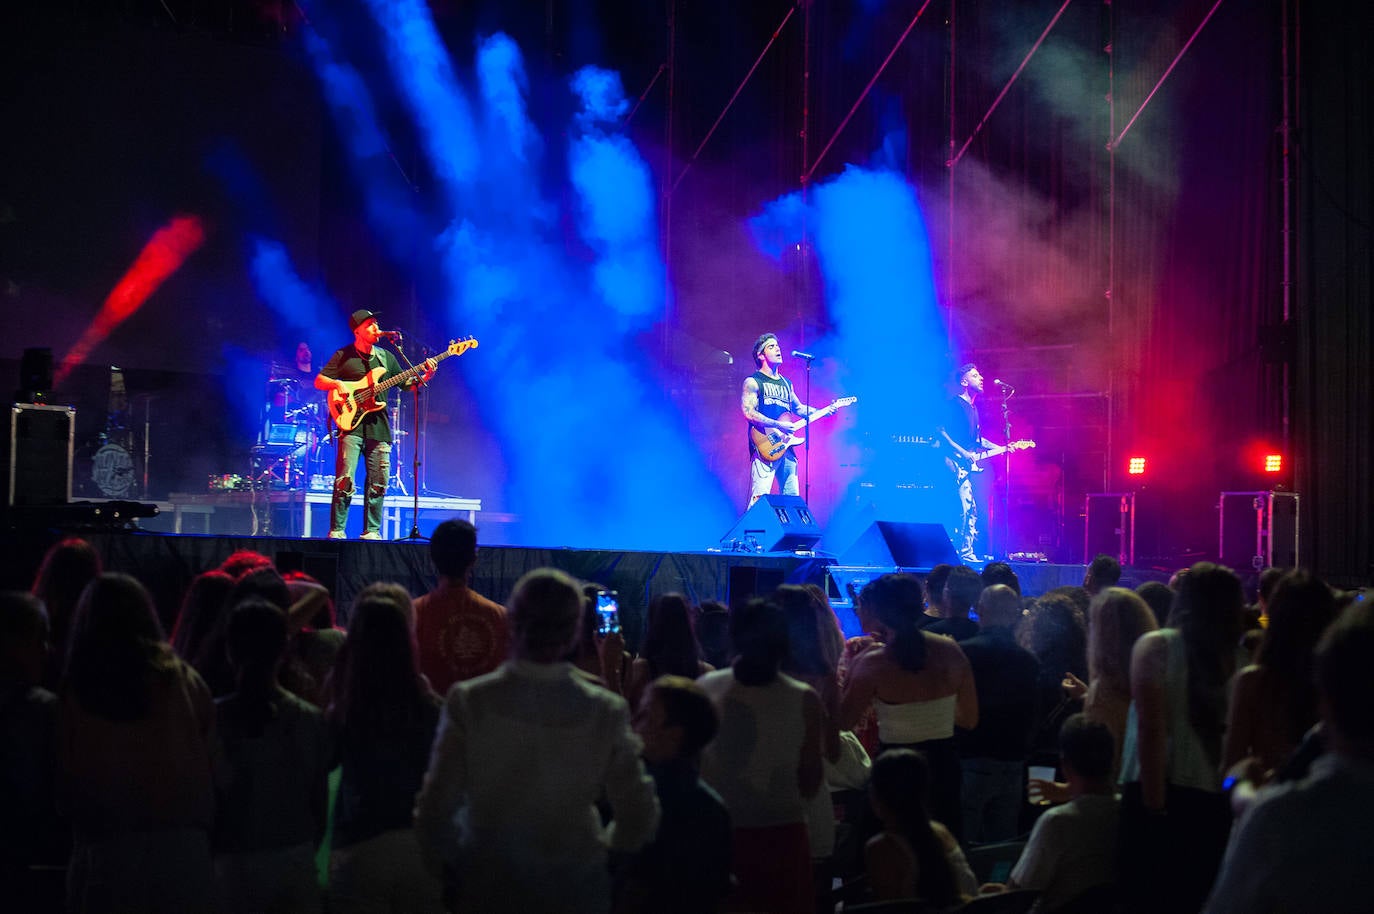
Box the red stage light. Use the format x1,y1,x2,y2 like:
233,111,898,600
55,214,206,385
1127,456,1146,476
1264,453,1283,474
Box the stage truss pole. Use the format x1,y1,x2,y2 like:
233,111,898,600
1108,0,1228,151
1107,0,1116,493
801,0,813,505
670,4,798,195
946,0,956,347
804,0,935,184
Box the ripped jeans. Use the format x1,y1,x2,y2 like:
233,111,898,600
330,433,390,537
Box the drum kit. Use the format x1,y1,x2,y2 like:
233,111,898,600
75,366,146,500
250,365,330,490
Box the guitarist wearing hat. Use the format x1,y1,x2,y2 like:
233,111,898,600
315,309,435,540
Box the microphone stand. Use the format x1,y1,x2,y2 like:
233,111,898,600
1000,388,1014,560
388,336,428,542
801,355,813,504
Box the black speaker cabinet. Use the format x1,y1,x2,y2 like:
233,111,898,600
5,404,74,507
839,520,958,570
720,494,823,553
726,565,787,609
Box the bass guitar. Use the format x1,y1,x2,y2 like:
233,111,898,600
327,337,478,432
750,396,858,463
949,439,1037,476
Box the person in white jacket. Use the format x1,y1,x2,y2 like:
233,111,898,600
414,568,660,914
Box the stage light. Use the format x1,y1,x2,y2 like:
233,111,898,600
55,214,205,385
1127,456,1146,476
1264,453,1283,474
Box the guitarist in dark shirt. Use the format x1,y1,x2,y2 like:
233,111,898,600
937,363,995,563
741,333,815,509
315,309,434,540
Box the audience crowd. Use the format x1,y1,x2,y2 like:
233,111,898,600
2,528,1372,913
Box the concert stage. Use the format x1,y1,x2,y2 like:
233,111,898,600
143,491,482,538
15,526,1095,642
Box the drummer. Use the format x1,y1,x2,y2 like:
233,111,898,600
269,341,326,428
266,341,328,481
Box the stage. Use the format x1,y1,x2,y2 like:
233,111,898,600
143,491,482,538
11,524,1097,644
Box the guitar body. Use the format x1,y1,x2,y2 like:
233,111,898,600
749,396,858,463
750,415,806,463
327,367,389,432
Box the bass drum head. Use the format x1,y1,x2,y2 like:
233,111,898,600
87,442,138,498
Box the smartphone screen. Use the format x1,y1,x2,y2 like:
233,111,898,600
596,591,621,636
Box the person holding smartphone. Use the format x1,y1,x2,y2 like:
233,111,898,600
565,584,631,695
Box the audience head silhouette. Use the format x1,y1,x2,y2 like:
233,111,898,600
509,569,583,662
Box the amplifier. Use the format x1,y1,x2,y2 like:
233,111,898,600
5,403,75,507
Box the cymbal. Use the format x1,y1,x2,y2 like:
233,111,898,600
268,377,299,386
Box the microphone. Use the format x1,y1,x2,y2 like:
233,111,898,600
993,378,1015,391
791,350,816,360
378,330,403,340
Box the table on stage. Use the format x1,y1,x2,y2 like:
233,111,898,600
161,491,481,538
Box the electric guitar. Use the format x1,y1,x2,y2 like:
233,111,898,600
327,337,478,432
949,439,1037,476
750,396,858,463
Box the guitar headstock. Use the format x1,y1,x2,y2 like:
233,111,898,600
832,396,858,409
1010,439,1036,451
447,336,479,357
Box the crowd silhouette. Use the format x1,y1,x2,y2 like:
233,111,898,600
3,528,1373,913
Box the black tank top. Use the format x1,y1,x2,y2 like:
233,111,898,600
749,370,795,457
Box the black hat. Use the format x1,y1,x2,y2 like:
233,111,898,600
349,309,379,331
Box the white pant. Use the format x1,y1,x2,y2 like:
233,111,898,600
749,453,799,507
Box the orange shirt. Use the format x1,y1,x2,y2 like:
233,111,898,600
413,581,510,695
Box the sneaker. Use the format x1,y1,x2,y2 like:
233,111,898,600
359,531,382,541
327,530,346,540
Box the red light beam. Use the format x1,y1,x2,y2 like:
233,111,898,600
55,214,206,385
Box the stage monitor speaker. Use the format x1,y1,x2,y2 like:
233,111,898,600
839,520,958,570
720,494,823,553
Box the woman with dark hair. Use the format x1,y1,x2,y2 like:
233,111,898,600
1221,569,1338,773
195,567,294,697
625,593,711,710
170,570,235,663
282,571,344,708
328,597,444,914
1118,561,1246,914
694,600,732,670
30,536,101,686
214,598,333,914
566,582,630,694
697,596,825,914
776,583,847,909
59,573,217,912
839,573,977,842
1020,592,1089,766
865,749,972,906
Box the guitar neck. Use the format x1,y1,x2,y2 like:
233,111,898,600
371,349,454,394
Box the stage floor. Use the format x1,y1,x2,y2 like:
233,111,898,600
51,530,1094,642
